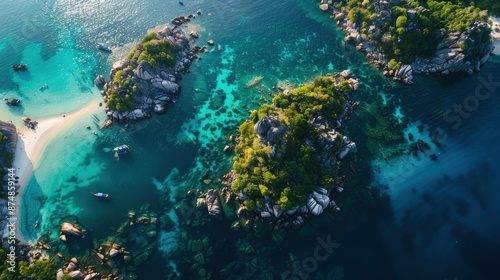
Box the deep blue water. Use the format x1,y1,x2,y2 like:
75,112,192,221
1,0,499,279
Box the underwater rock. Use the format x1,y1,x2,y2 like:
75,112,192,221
206,189,221,216
154,103,168,114
189,31,199,38
196,197,207,208
60,222,86,238
109,248,120,258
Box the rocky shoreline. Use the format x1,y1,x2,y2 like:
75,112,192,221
94,11,210,127
319,0,495,84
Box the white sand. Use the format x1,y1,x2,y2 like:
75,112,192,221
11,101,103,242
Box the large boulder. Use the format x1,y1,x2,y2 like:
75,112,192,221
136,61,157,81
206,189,221,216
254,117,271,136
266,126,286,143
311,190,330,208
306,197,324,215
60,222,86,238
109,248,120,258
93,75,106,88
154,103,168,114
151,78,180,94
336,142,356,160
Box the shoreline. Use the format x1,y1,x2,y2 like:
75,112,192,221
11,101,104,243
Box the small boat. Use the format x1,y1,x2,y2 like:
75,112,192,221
39,84,48,91
21,117,38,129
113,145,130,155
5,98,21,106
12,63,28,71
91,192,109,198
96,43,112,52
34,220,39,228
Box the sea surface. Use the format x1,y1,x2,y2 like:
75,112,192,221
1,0,499,279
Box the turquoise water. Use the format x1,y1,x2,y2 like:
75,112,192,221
1,0,500,279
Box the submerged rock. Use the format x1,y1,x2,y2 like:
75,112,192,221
206,189,221,216
60,222,86,239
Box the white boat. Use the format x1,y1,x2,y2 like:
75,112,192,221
96,43,112,52
113,145,130,155
91,192,109,198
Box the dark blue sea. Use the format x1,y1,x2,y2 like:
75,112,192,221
1,0,499,279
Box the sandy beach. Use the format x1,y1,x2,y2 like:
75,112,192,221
11,101,103,243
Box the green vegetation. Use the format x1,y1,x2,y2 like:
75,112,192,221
0,132,6,145
106,32,177,112
126,33,176,66
231,77,350,210
464,0,500,16
340,0,490,64
0,248,58,280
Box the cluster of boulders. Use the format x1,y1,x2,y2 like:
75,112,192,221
95,13,211,127
171,10,202,25
412,21,495,75
320,1,495,83
60,222,87,242
56,258,100,280
253,116,287,157
253,186,343,225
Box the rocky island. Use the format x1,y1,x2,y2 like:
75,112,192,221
95,11,206,126
319,0,495,83
215,72,362,227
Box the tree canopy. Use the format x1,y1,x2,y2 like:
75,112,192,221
340,0,490,64
231,77,350,210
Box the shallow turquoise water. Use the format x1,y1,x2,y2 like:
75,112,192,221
1,0,499,279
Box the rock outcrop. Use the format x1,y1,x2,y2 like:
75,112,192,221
60,222,86,240
321,2,495,83
98,16,207,126
206,189,221,216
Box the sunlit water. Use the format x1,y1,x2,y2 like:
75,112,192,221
0,0,499,279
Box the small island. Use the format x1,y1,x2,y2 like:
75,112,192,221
225,72,360,221
320,0,495,83
95,11,205,126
